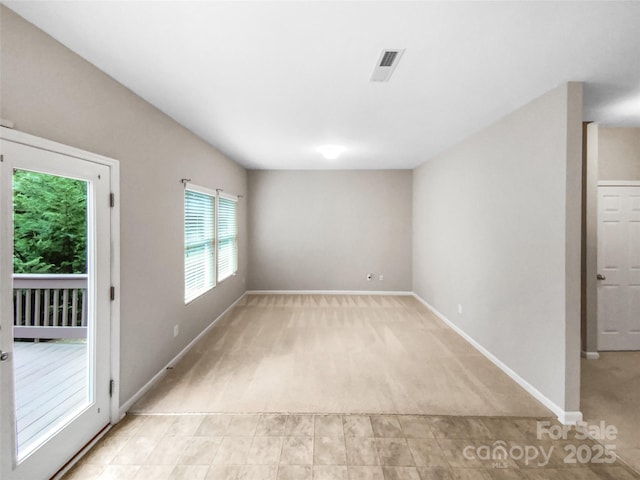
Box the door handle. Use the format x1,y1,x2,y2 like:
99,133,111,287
597,274,606,281
0,350,8,361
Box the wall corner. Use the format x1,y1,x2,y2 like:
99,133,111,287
564,81,584,412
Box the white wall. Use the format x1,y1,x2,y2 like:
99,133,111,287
413,83,583,417
0,7,248,405
248,170,412,292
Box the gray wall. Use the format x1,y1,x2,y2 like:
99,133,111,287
413,83,583,415
0,7,248,406
248,170,412,291
598,127,640,180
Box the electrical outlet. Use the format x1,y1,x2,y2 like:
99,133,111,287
173,325,179,337
367,273,373,281
457,304,463,314
379,274,384,281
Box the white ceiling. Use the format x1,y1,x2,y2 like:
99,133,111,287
5,1,640,170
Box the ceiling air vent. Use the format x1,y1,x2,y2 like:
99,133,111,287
370,49,405,82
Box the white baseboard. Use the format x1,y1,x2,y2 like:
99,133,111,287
558,411,584,425
412,293,582,426
118,292,247,416
581,351,600,360
246,290,414,296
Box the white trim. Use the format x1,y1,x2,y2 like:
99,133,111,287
412,293,583,425
0,127,122,426
1,127,119,168
558,411,584,425
246,290,414,296
119,291,247,416
218,191,238,202
108,161,121,425
581,351,600,360
598,181,640,187
185,182,217,197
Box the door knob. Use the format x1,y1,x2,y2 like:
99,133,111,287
0,351,8,361
597,274,606,281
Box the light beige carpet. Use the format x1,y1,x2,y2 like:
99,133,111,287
131,294,551,417
582,352,640,473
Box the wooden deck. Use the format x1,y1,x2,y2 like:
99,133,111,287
13,341,88,457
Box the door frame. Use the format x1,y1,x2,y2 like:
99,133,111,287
0,126,121,426
583,123,640,357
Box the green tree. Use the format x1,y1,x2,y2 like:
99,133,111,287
13,170,87,274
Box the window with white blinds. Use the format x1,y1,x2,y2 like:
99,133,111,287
184,186,216,303
217,194,238,282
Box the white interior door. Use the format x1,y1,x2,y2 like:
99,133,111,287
1,138,111,480
597,185,640,351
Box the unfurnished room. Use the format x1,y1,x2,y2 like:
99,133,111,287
0,2,639,480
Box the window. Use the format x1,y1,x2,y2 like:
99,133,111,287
184,186,216,303
217,193,238,282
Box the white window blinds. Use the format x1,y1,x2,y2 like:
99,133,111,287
217,194,238,282
184,187,215,303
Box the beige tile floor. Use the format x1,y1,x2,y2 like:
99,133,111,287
63,414,640,480
581,352,640,473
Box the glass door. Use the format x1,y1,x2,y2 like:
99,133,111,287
1,138,111,480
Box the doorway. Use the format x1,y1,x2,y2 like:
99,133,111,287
0,129,120,480
596,183,640,350
581,124,640,474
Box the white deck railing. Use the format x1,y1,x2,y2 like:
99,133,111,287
13,274,88,340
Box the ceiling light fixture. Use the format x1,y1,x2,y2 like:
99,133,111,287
316,145,347,160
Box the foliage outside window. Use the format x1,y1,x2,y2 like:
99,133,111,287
13,170,87,274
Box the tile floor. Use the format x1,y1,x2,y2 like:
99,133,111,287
63,414,640,480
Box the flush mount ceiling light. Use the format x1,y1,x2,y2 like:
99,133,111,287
316,145,347,160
